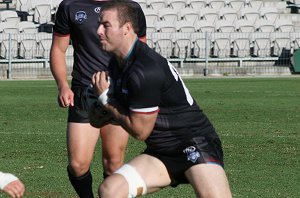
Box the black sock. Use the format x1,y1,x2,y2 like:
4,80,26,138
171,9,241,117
67,166,94,198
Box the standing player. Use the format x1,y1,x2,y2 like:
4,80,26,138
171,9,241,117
50,0,146,197
92,2,232,197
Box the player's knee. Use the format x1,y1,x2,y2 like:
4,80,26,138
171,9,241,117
114,164,147,197
102,156,124,174
98,179,122,197
68,160,90,176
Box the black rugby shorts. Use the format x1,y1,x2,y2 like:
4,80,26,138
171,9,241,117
144,136,224,187
67,86,90,123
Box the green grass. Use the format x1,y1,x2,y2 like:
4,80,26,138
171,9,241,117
0,78,299,198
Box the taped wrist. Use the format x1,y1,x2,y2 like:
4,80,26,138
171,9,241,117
0,172,19,190
97,88,109,105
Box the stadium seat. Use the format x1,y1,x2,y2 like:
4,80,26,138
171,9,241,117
18,21,39,33
35,32,53,42
191,32,210,58
152,32,174,58
199,8,219,23
158,8,179,23
167,0,187,10
155,20,177,32
248,0,263,10
186,0,206,9
147,0,167,10
172,32,192,58
218,7,239,22
38,38,52,58
235,19,256,33
227,0,245,12
0,38,18,59
252,32,272,57
207,0,226,9
260,6,279,23
212,35,232,58
231,33,252,57
275,19,295,33
33,4,52,24
146,23,157,33
240,7,260,23
255,19,276,33
19,38,39,59
0,10,19,22
144,9,159,27
0,22,19,34
271,33,292,57
179,7,200,23
194,19,215,33
15,0,31,12
215,20,236,33
4,17,21,25
175,20,196,32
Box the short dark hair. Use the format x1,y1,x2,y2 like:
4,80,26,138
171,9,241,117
101,1,139,34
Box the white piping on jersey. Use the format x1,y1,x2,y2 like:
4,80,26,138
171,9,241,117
130,106,159,113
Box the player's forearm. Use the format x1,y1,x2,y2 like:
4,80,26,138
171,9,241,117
50,50,69,90
103,102,157,141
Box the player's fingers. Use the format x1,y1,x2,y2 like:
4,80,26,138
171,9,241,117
94,72,101,85
100,71,106,83
92,73,96,85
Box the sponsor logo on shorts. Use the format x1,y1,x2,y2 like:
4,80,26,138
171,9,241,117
75,11,87,24
183,146,200,163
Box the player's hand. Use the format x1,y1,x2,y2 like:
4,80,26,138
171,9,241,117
2,177,25,198
92,71,110,96
57,86,74,108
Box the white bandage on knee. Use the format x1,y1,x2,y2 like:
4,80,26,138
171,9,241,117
0,172,18,190
114,164,147,198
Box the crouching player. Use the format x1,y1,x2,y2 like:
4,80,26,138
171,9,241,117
92,2,232,197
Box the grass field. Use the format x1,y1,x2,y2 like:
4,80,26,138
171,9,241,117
0,77,299,198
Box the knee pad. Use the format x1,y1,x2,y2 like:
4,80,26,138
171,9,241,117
114,164,147,198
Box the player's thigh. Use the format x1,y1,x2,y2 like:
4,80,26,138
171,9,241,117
185,164,232,198
128,154,172,193
100,124,129,155
67,122,100,162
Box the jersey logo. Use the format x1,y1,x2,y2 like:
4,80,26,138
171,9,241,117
122,88,128,94
183,146,200,163
75,11,87,24
94,7,101,13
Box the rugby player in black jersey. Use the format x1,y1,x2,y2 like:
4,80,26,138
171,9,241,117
50,0,146,197
92,2,232,197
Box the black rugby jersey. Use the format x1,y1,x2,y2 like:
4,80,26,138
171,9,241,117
53,0,146,86
110,40,217,152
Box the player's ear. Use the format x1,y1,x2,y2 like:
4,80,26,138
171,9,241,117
123,22,132,36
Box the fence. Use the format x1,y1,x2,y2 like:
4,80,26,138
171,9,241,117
0,31,298,79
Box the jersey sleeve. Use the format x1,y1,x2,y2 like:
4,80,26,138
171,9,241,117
53,1,70,36
127,63,164,113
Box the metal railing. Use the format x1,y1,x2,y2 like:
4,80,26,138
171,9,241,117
1,31,298,79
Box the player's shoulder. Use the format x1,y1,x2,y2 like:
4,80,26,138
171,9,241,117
134,42,167,77
138,42,167,67
59,0,92,8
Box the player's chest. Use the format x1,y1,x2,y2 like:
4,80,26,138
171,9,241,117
69,5,101,30
114,76,130,106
